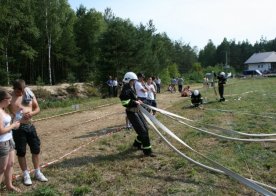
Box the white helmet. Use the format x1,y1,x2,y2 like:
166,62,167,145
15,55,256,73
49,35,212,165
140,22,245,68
220,72,225,77
123,72,138,83
194,90,199,96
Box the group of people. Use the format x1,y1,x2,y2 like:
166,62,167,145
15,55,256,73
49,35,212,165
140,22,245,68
106,76,119,97
180,71,227,107
0,71,228,192
168,77,185,93
0,79,48,192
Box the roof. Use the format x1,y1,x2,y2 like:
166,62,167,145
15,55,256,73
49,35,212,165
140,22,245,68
244,51,276,64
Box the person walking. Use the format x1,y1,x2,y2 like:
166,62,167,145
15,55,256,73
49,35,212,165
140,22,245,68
9,79,48,186
0,89,21,192
120,72,155,157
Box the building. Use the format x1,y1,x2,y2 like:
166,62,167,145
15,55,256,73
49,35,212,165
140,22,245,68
244,51,276,73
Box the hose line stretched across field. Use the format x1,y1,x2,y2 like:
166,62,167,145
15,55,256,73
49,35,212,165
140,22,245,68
139,105,276,195
143,104,276,138
204,108,276,119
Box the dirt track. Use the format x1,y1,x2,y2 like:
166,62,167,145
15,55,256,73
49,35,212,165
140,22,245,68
13,91,186,176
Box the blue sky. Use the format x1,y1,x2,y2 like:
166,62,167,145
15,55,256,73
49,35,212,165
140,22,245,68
68,0,276,50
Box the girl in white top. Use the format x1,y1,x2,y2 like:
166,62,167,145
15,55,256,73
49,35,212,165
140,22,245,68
145,77,157,115
0,89,20,192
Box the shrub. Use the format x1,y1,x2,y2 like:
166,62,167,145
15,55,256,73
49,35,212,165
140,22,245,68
66,84,79,96
84,84,100,97
32,87,52,99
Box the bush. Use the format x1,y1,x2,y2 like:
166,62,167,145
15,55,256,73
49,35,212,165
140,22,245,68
66,84,79,96
32,87,52,99
84,84,100,97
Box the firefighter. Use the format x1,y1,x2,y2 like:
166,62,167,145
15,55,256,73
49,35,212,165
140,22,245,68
119,72,155,157
191,89,203,107
217,72,227,102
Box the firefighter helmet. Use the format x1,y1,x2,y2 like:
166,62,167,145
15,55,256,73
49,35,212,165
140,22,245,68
123,72,138,83
194,89,199,96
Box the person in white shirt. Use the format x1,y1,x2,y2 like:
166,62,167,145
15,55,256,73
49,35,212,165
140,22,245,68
0,89,21,192
135,73,148,104
155,77,161,93
145,77,157,116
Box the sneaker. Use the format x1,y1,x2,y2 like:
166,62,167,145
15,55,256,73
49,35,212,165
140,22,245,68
23,173,32,186
35,171,48,182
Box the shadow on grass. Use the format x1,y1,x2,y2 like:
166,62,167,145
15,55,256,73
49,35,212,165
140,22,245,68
49,125,153,169
73,124,127,139
52,147,143,169
140,172,238,192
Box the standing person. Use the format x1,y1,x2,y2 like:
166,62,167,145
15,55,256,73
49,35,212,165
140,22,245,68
177,77,184,93
216,72,227,102
145,77,157,116
155,77,161,93
171,77,177,93
9,79,48,186
120,72,155,157
106,76,113,98
135,73,148,104
113,77,118,97
0,89,21,192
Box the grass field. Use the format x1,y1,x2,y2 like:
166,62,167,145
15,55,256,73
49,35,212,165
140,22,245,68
10,77,276,195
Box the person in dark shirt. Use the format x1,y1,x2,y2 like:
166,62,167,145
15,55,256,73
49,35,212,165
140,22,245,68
119,72,155,157
216,72,227,102
191,90,203,107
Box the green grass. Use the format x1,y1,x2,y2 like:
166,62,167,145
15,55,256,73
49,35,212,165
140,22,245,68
17,77,276,195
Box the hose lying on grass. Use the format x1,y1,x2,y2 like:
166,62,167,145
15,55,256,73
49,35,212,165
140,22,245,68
143,104,276,138
139,105,276,195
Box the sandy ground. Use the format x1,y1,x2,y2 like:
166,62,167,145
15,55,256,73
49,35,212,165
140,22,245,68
12,90,187,178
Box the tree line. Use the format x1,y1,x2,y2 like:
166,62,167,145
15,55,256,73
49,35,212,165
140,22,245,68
1,0,276,85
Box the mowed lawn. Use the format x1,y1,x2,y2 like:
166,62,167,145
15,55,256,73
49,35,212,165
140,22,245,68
13,77,276,195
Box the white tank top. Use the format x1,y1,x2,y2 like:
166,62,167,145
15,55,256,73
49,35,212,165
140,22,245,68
0,114,13,142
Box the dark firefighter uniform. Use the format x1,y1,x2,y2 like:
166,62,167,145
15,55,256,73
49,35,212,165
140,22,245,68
119,83,153,156
191,91,203,107
217,74,227,101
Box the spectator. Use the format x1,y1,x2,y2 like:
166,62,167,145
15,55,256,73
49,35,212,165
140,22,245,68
0,89,21,192
106,76,113,98
9,79,48,186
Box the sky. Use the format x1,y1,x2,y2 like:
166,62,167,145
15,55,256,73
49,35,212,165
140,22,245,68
68,0,276,50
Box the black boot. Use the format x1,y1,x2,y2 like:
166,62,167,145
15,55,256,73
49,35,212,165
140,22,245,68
143,148,156,157
133,140,142,150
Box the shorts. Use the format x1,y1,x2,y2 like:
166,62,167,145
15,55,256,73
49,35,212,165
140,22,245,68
0,139,15,157
13,124,41,157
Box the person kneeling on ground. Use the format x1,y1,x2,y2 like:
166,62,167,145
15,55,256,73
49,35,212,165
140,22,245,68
119,72,155,157
191,90,203,107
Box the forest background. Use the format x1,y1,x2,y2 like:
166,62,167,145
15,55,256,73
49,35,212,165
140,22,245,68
1,0,276,86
